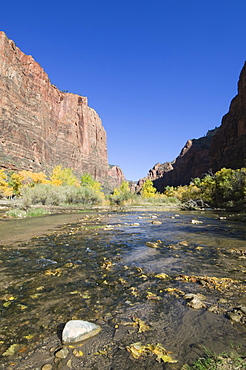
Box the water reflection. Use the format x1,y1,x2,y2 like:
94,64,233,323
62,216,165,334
0,210,245,368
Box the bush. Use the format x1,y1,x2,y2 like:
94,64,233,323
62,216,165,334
110,181,133,205
20,183,103,207
64,186,102,205
21,184,66,207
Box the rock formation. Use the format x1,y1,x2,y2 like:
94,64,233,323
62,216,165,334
209,62,246,171
108,165,126,189
136,129,216,192
137,62,246,192
0,31,108,183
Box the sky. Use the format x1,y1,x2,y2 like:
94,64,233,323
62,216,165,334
1,1,246,181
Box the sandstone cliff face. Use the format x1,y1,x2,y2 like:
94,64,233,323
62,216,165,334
0,32,108,182
209,62,246,171
108,165,126,189
136,130,216,192
137,62,246,192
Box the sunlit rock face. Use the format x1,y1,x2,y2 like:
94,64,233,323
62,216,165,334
108,165,126,189
0,31,108,182
136,62,246,192
136,131,215,192
209,62,246,172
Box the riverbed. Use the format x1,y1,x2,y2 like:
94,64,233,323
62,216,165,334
0,209,245,369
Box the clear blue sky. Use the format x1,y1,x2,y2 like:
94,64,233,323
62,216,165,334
1,1,245,181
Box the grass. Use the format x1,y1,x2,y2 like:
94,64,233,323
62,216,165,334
182,351,246,370
6,207,50,218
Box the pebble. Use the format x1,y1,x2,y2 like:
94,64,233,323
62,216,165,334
152,220,162,225
184,293,206,301
218,298,228,304
184,294,206,310
240,306,246,314
73,348,84,357
41,365,53,370
55,347,69,359
130,223,140,226
179,241,189,246
62,320,101,344
146,242,159,248
191,219,203,224
227,310,243,322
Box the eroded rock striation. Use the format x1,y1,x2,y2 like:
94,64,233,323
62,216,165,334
136,130,216,192
108,165,126,189
209,62,246,171
137,62,246,192
0,31,108,182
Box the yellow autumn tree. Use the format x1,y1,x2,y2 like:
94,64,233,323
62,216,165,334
0,169,13,197
140,179,157,198
50,165,80,186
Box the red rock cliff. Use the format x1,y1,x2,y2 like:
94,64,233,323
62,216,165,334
137,62,246,192
136,130,216,192
209,62,246,171
0,31,108,182
108,165,126,189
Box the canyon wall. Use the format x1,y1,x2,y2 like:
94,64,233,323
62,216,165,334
108,165,126,189
209,62,246,171
137,62,246,192
0,31,108,183
136,130,216,192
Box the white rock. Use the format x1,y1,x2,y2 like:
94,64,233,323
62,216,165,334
62,320,101,344
191,219,203,224
152,220,162,225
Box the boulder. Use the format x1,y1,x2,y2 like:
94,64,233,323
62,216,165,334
62,320,101,344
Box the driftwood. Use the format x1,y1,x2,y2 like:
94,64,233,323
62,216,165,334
180,198,209,210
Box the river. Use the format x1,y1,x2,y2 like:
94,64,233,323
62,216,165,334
0,209,245,369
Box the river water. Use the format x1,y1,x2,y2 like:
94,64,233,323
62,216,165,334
0,209,245,369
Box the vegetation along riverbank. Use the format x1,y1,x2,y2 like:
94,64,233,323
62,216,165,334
0,166,245,369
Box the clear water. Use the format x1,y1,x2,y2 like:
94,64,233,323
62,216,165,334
0,210,245,369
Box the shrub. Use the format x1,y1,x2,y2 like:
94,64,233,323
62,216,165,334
20,183,103,207
21,184,66,207
110,181,132,205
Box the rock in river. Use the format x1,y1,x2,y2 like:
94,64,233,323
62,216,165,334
62,320,101,344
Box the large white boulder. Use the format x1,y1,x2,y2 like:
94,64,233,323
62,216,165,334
62,320,101,344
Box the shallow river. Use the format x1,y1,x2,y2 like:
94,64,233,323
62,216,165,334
0,209,245,369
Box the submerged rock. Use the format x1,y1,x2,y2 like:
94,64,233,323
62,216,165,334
191,219,203,224
62,320,101,344
146,242,159,248
41,365,53,370
55,347,69,359
184,293,206,310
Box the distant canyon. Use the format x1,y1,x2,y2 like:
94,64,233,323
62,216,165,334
0,31,245,192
